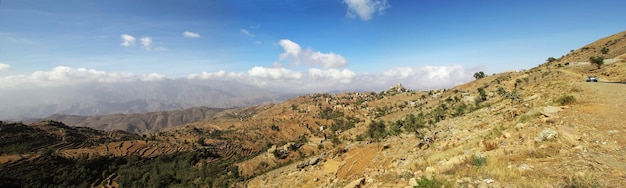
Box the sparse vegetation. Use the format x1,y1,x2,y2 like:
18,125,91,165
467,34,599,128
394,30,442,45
556,94,576,105
477,87,487,102
601,46,609,54
472,155,487,167
589,56,604,69
561,173,603,188
414,176,454,188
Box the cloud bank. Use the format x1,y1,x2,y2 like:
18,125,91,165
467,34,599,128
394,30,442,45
343,0,390,21
0,66,166,89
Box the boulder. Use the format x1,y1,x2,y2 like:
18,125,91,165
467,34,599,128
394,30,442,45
408,178,417,186
540,106,562,117
534,128,558,142
343,177,365,188
297,157,321,169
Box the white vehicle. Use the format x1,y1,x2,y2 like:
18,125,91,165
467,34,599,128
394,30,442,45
586,76,598,82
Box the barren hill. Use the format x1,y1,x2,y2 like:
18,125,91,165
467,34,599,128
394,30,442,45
557,30,626,63
40,106,231,133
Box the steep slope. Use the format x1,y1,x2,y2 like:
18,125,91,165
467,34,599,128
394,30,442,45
555,30,626,63
244,31,626,187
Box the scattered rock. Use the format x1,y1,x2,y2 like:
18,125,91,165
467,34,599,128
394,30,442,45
540,106,562,117
514,123,527,131
534,128,558,142
502,132,512,139
524,94,540,101
557,126,581,141
424,166,437,175
408,178,417,186
297,157,321,169
343,177,365,188
484,178,495,184
516,164,534,173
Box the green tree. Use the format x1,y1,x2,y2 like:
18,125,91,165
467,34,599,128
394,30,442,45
367,121,387,141
473,71,486,79
589,56,604,69
546,57,557,62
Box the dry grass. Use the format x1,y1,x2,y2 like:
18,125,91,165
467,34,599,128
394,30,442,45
423,138,481,166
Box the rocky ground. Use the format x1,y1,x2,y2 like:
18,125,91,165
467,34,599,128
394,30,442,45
245,59,626,187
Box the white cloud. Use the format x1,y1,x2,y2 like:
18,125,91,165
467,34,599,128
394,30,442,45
140,37,152,50
343,0,390,21
186,70,228,79
120,34,136,47
183,31,200,38
0,63,10,71
0,66,168,88
377,65,479,90
278,39,348,69
247,66,302,80
141,73,166,81
185,64,477,92
240,29,254,37
309,68,356,84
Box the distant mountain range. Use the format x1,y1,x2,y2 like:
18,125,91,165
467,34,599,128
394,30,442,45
0,79,296,121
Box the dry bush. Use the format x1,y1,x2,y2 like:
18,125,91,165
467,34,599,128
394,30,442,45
482,140,499,151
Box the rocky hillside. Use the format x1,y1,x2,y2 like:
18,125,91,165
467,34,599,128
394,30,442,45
243,31,626,187
1,30,626,188
557,30,626,63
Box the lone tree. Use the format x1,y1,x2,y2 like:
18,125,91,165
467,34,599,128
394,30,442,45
589,56,604,69
546,57,557,62
473,71,486,80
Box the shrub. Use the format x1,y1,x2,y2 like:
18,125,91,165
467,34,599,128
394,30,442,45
414,176,453,188
601,47,609,54
547,57,557,62
472,155,487,167
556,94,576,105
477,87,487,102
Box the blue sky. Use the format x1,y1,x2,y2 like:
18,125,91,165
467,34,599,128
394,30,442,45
1,0,625,91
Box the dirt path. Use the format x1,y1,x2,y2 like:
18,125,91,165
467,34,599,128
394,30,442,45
562,82,626,186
